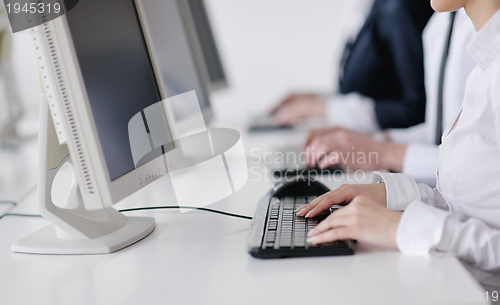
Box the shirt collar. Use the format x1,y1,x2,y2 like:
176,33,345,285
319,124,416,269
467,9,500,70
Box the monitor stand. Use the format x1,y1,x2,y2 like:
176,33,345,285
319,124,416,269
11,95,155,255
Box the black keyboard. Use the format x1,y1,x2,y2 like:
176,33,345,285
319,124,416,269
247,116,294,133
272,166,342,178
260,196,353,257
248,178,354,258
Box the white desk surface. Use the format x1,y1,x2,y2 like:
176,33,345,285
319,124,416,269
0,121,489,305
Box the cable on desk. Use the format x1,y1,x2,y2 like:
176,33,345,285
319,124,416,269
0,213,42,219
0,201,16,205
119,206,253,220
0,206,252,220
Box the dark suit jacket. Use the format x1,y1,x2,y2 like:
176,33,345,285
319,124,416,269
339,0,434,129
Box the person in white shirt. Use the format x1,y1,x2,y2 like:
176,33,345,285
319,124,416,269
297,0,500,291
302,10,476,187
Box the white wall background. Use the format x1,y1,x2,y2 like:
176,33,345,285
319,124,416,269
204,0,372,119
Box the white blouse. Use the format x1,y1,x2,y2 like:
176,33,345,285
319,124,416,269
372,9,500,279
388,10,476,187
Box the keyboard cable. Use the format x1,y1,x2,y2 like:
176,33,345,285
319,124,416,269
0,205,252,220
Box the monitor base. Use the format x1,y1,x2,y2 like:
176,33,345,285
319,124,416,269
11,216,155,255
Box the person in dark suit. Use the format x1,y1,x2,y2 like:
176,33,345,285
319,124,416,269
271,0,434,131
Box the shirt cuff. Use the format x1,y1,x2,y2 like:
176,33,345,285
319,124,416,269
325,93,379,133
402,144,439,187
371,172,421,211
396,200,450,257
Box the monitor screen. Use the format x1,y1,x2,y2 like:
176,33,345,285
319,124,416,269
65,0,174,181
137,0,211,121
187,0,227,89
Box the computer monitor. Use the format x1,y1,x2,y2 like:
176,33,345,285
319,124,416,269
183,0,228,92
136,0,214,138
11,0,204,254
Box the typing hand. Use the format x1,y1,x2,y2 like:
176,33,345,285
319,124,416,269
306,195,402,248
296,183,386,218
303,127,407,172
269,93,325,126
304,127,382,170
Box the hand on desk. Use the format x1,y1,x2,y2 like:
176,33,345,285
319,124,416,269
270,93,326,126
296,184,401,249
303,127,407,172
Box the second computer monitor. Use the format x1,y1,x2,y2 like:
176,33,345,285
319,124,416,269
136,0,213,137
184,0,228,92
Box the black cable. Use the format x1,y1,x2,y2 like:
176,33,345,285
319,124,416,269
0,201,16,205
0,213,42,219
0,206,252,220
119,206,252,220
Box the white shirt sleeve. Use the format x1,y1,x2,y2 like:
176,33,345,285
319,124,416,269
372,172,500,272
402,144,439,187
387,123,429,144
371,172,448,211
324,93,380,133
398,201,500,272
370,172,421,211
